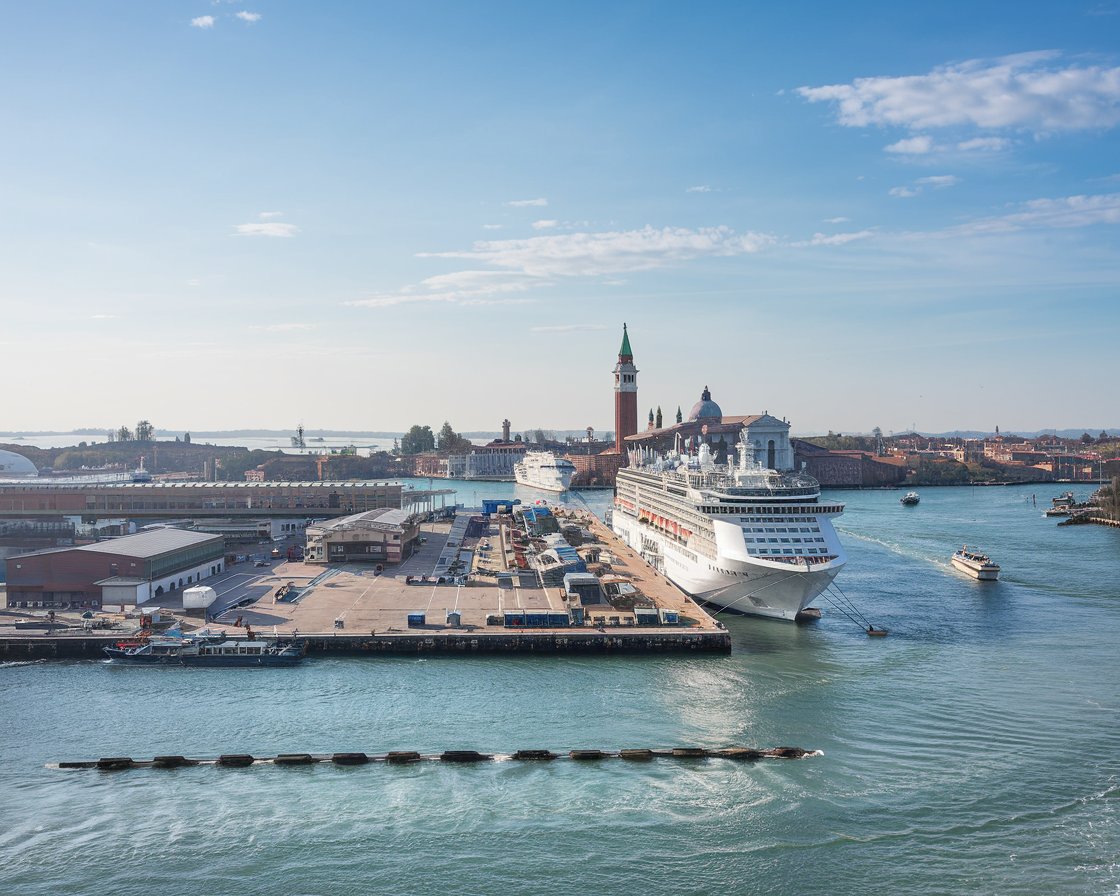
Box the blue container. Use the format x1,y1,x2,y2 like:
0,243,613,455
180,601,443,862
407,613,426,628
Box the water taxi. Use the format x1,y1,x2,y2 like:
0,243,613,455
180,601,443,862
951,546,1000,581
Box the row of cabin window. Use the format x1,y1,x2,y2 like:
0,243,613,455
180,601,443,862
707,506,830,515
746,536,826,544
747,526,821,534
747,547,828,555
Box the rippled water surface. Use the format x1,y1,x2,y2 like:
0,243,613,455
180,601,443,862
3,484,1119,895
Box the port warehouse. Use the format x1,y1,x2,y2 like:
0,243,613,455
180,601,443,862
0,481,411,519
5,529,225,610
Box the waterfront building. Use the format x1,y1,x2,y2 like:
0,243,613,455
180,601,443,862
793,442,907,487
186,517,309,545
0,480,405,521
5,528,225,610
625,385,794,468
408,442,527,480
304,508,420,565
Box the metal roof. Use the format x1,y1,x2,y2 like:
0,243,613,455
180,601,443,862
0,480,402,491
308,507,414,534
77,528,222,559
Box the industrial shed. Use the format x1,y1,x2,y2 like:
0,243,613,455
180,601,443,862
5,528,225,610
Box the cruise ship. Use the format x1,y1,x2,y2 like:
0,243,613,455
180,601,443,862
612,432,846,620
514,450,576,493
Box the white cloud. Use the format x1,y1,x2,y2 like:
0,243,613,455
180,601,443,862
348,270,544,309
793,230,875,247
885,135,934,154
258,211,284,219
235,11,261,22
90,314,118,320
186,279,201,287
250,323,316,332
957,136,1010,152
916,175,961,188
482,223,503,230
824,216,851,224
505,198,548,207
349,224,775,312
889,186,919,198
234,222,299,237
948,192,1120,235
421,225,775,278
686,185,712,193
191,15,216,28
798,51,1120,133
531,219,558,230
530,325,609,333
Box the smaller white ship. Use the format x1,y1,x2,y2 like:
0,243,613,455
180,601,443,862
131,456,153,483
951,546,1000,581
514,450,575,493
900,491,920,506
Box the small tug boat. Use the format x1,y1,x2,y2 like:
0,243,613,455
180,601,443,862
900,492,920,506
951,546,1000,581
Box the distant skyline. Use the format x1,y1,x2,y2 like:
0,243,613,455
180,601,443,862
3,2,1119,435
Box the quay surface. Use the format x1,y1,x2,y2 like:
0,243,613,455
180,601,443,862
1,508,731,658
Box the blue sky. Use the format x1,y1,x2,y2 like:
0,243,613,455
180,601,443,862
2,1,1119,436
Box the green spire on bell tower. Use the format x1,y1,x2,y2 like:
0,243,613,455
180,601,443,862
619,322,633,360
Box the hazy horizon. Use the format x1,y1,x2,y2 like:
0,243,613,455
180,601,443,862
3,425,1118,444
3,3,1118,434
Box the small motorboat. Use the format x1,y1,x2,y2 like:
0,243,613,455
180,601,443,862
900,492,920,506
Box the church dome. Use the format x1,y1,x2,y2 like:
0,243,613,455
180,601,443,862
687,386,723,422
0,448,38,478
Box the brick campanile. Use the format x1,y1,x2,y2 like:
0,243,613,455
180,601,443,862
613,323,638,454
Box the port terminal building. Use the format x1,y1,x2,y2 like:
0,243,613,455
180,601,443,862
5,528,225,611
304,508,421,565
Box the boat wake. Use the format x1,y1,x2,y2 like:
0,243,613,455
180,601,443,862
834,526,948,570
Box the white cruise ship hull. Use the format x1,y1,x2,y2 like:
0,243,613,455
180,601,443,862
514,472,573,493
612,514,843,621
514,452,575,493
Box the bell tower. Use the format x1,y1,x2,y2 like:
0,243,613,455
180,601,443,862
613,323,638,453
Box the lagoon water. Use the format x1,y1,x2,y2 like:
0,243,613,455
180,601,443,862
3,483,1119,895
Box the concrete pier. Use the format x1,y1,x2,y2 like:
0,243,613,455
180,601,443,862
1,506,732,657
